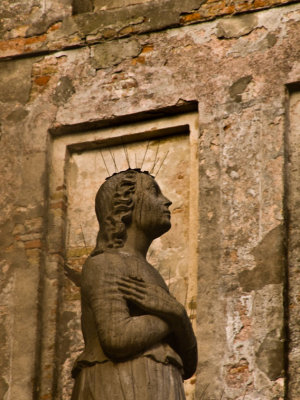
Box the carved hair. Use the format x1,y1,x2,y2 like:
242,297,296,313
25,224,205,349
91,169,141,256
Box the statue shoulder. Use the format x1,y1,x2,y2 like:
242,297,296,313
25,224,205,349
82,251,126,278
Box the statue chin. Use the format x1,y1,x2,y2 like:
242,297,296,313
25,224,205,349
151,220,171,239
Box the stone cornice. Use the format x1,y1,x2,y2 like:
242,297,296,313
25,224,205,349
0,0,299,60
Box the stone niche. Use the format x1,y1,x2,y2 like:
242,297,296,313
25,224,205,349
43,112,199,399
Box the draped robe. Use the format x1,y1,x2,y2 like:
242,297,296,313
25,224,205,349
71,251,186,400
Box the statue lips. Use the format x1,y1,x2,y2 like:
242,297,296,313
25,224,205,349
159,208,171,233
163,210,171,218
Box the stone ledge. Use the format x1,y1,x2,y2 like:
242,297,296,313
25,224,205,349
0,0,298,60
49,101,198,136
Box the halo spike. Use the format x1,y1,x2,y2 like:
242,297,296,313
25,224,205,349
109,149,118,172
125,145,131,168
150,142,160,173
121,139,131,169
100,150,110,176
155,150,169,177
140,140,150,170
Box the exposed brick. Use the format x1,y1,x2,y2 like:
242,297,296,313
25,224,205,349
48,22,62,32
34,76,51,86
25,34,47,45
226,359,251,388
24,239,42,249
140,44,154,53
180,12,202,23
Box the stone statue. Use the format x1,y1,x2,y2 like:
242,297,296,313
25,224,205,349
71,168,197,399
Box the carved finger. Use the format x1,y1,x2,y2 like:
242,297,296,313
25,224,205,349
117,279,145,292
118,285,144,300
122,277,146,287
122,294,147,305
119,277,146,290
128,275,145,283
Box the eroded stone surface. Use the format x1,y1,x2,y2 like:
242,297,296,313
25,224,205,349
0,58,36,104
216,14,258,38
91,39,141,69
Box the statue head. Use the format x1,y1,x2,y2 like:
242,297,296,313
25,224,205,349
91,169,171,256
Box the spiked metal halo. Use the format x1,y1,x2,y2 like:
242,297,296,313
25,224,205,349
99,140,169,181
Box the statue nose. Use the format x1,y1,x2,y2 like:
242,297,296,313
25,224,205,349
164,197,172,207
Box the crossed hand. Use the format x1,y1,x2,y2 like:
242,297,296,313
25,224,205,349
118,276,184,323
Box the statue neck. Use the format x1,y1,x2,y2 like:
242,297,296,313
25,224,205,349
121,224,152,259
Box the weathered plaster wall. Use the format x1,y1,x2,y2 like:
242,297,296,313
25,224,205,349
0,1,300,399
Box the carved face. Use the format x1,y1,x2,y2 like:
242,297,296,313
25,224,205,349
133,173,172,239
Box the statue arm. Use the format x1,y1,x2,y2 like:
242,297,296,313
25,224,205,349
170,308,198,379
118,276,197,379
82,257,171,360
